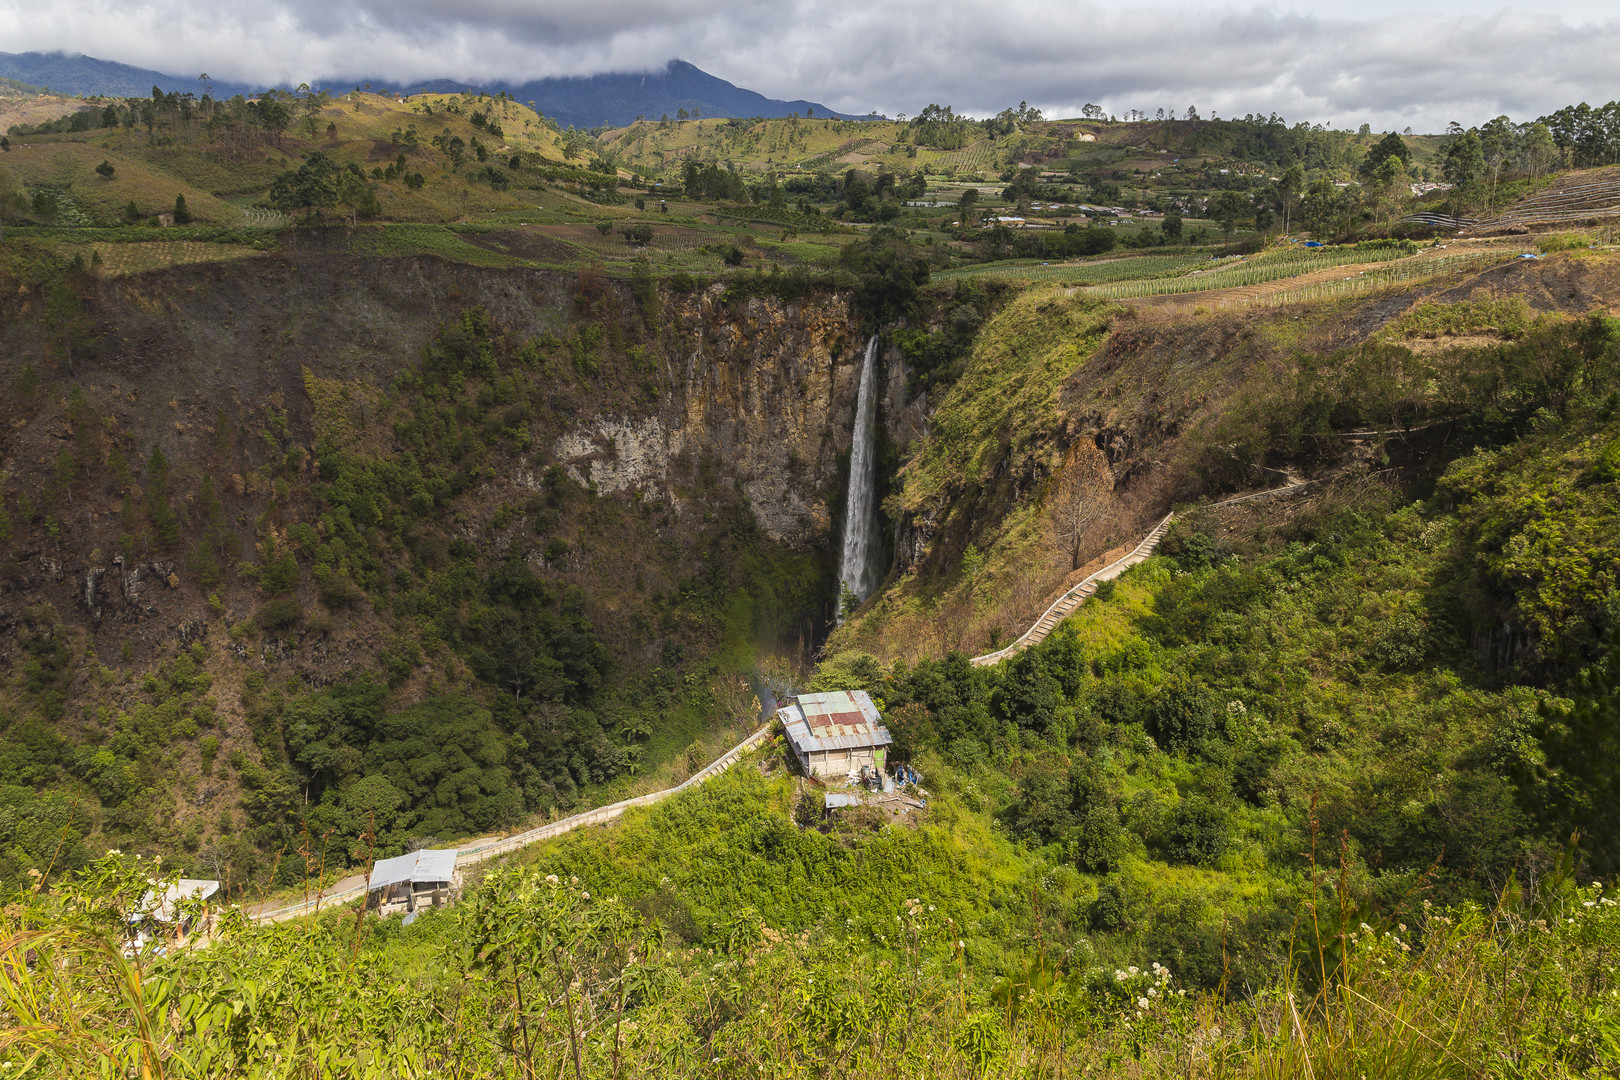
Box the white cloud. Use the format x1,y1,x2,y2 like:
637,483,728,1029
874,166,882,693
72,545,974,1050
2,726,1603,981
1,0,1615,131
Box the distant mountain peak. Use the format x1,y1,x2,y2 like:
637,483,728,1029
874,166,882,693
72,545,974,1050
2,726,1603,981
0,49,861,130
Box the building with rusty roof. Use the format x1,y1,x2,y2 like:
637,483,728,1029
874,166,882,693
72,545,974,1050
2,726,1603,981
778,690,893,781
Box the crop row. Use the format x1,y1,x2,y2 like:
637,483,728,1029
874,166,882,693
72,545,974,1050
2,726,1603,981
1082,246,1417,299
934,253,1209,285
1236,250,1534,308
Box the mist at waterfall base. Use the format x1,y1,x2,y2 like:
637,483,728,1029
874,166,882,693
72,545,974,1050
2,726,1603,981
836,336,883,622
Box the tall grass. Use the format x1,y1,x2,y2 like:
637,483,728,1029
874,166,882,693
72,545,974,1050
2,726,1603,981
4,845,1618,1078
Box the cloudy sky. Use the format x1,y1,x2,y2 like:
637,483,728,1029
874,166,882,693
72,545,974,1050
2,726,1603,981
2,0,1616,132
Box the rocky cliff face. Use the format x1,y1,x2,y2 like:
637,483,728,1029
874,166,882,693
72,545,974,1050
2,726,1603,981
0,249,902,663
551,285,868,548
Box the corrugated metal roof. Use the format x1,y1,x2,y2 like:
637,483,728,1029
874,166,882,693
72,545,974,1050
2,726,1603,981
368,848,458,891
779,690,893,754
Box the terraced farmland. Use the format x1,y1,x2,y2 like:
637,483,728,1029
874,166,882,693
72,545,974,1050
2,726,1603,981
933,253,1209,285
1232,248,1536,307
1082,245,1418,299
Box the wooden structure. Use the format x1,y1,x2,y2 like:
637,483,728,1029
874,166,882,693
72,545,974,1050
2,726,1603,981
779,690,893,781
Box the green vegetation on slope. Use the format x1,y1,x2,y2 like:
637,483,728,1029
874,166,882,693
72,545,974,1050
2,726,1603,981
0,277,834,895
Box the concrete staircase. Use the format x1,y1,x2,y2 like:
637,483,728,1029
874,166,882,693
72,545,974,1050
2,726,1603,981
970,481,1309,667
970,513,1175,667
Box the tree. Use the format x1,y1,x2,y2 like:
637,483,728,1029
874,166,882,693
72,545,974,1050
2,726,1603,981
1161,209,1183,240
268,152,339,223
1044,443,1113,571
172,194,192,224
1531,634,1620,875
1275,164,1305,232
251,93,291,145
1301,175,1344,236
1360,132,1411,179
95,160,115,180
1479,115,1517,213
1442,128,1487,214
957,186,979,226
31,190,59,223
297,83,330,140
1210,189,1250,236
1368,154,1408,225
1521,122,1559,176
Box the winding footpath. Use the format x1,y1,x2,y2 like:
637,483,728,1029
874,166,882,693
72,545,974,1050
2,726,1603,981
249,480,1311,923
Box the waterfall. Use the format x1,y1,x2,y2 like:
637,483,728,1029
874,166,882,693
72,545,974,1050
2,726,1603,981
837,335,882,618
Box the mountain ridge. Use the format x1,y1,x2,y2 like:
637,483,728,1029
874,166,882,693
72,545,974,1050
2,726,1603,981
0,51,861,129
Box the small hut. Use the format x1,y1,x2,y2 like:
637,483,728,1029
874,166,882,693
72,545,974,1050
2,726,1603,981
779,690,893,781
366,848,458,916
133,878,221,947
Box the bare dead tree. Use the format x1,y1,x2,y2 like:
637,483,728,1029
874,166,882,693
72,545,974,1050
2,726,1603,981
1044,442,1116,572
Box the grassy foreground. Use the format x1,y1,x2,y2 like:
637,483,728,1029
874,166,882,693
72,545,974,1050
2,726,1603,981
2,846,1618,1078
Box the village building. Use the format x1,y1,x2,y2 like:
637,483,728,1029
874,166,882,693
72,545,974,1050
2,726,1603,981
778,690,894,781
366,848,459,916
133,878,221,948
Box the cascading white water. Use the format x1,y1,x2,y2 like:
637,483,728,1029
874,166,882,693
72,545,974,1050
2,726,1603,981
837,335,882,619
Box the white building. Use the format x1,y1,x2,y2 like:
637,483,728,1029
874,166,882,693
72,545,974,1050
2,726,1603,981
367,848,459,916
131,878,221,948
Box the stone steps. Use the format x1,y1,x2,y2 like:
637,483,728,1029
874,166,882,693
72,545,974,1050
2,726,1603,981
970,482,1306,667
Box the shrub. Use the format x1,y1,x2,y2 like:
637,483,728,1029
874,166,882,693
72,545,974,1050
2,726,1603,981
1145,675,1217,753
254,596,303,632
1164,796,1230,864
